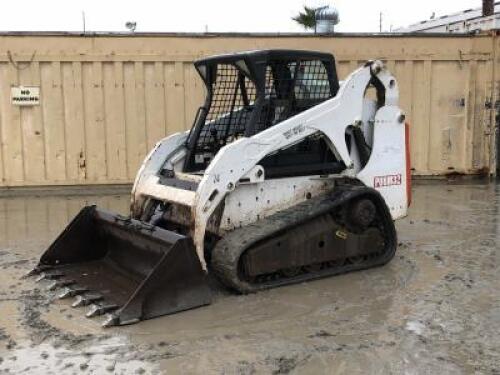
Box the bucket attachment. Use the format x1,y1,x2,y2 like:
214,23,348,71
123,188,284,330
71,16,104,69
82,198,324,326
30,205,212,326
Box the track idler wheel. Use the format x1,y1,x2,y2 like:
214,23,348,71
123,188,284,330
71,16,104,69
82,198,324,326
345,199,377,229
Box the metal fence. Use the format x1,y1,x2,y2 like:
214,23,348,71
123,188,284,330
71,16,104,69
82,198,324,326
0,33,496,187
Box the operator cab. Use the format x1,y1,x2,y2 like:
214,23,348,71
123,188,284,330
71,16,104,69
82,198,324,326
183,49,344,177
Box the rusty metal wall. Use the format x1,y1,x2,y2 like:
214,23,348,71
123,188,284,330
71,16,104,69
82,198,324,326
0,33,496,187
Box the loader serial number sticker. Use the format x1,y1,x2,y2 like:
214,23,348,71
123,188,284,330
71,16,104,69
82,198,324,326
374,174,402,188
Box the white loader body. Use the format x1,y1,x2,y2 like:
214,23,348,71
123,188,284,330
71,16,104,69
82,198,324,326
131,60,410,270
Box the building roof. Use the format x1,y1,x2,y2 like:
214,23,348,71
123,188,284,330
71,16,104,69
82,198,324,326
395,1,500,32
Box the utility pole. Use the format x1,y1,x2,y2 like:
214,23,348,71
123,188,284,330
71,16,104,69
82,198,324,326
82,11,86,35
379,12,383,32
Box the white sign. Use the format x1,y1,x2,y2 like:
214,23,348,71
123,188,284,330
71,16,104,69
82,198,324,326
11,86,40,106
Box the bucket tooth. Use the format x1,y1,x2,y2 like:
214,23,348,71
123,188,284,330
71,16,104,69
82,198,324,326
58,286,88,299
35,274,48,282
72,294,103,308
24,265,52,278
102,314,119,328
47,279,75,291
24,269,39,278
36,271,65,283
86,304,119,318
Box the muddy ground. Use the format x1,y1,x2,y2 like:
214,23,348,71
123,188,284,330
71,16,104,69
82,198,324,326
0,182,499,374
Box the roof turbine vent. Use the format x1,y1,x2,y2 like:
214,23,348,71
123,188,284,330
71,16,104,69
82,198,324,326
315,6,340,34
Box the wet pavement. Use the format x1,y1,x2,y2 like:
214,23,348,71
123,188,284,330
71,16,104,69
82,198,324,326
0,183,499,374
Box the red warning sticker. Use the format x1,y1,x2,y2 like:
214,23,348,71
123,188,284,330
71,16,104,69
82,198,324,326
374,174,402,188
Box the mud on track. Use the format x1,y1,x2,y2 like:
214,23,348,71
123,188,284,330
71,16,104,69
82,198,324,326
0,183,499,374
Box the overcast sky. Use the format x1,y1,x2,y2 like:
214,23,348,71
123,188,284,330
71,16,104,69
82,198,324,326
0,0,485,33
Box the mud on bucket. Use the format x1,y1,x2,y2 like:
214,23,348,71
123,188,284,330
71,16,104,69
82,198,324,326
31,205,212,326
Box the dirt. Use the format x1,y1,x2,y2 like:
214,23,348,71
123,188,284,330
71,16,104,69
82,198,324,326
0,184,499,374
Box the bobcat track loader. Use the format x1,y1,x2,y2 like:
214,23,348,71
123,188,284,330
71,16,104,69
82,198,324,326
31,50,411,327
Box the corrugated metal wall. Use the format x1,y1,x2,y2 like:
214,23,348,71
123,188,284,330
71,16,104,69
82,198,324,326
0,33,496,187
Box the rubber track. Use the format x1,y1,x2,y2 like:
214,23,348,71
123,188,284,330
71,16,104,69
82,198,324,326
211,186,397,293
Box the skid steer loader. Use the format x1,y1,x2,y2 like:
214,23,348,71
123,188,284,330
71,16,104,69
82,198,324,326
31,50,411,327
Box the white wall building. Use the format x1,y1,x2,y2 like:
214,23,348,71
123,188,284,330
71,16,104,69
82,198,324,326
395,1,500,33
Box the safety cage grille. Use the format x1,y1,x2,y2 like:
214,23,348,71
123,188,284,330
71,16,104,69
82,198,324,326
195,64,257,155
256,59,332,132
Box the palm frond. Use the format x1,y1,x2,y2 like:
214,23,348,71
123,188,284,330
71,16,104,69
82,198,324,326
292,5,318,30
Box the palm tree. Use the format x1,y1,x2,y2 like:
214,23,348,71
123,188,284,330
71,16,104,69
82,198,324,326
292,6,318,31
